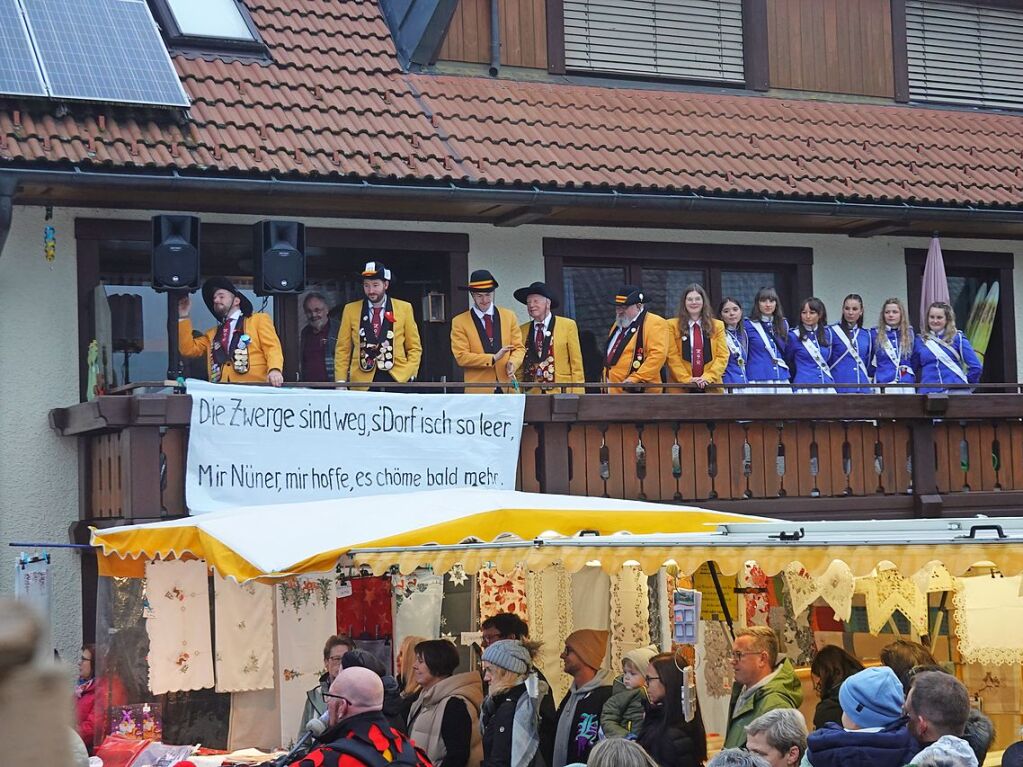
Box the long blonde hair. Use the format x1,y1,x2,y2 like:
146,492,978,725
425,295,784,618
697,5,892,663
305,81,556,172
877,297,913,360
925,301,957,344
397,634,425,697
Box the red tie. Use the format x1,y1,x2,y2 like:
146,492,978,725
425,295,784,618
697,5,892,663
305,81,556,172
483,313,494,342
219,319,231,349
372,307,382,337
607,329,625,364
535,323,544,354
691,323,705,377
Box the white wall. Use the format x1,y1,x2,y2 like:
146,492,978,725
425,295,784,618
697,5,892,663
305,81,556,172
0,205,81,665
1,203,1018,669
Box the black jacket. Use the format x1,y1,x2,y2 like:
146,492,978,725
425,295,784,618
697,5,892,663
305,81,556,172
481,683,557,767
814,685,844,730
636,702,702,767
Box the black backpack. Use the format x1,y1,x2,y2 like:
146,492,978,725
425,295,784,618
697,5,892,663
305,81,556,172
323,736,427,767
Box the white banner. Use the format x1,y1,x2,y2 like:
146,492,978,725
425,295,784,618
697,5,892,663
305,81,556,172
185,380,526,513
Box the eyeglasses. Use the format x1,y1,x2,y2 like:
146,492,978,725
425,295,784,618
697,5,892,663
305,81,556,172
322,692,351,705
327,655,346,663
644,675,661,683
731,651,764,661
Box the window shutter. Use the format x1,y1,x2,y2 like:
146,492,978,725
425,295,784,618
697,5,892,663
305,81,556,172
906,0,1023,110
563,0,744,84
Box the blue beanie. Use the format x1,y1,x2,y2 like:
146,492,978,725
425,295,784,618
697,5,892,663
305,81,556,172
839,666,905,729
481,639,531,675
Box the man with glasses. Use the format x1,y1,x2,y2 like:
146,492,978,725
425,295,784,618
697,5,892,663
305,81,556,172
724,627,803,749
300,634,356,740
290,667,430,767
552,629,612,767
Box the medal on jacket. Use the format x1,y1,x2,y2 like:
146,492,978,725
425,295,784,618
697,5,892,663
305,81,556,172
526,318,556,382
233,334,251,374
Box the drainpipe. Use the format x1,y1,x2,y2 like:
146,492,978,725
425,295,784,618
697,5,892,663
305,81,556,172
0,177,13,257
489,0,500,77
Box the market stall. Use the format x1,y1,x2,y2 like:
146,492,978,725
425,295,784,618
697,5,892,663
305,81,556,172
88,497,1023,760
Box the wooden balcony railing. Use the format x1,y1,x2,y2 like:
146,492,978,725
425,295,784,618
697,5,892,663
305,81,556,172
49,388,1023,523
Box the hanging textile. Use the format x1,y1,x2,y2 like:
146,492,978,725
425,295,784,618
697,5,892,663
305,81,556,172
276,571,336,747
695,621,734,739
15,557,51,629
571,567,610,632
145,559,215,694
961,662,1022,714
954,574,1023,665
228,689,280,752
911,561,957,595
693,563,737,623
336,575,392,639
783,560,855,622
739,561,770,627
610,566,651,665
392,571,444,653
773,575,815,666
527,563,573,703
854,563,929,635
478,567,528,622
214,576,274,693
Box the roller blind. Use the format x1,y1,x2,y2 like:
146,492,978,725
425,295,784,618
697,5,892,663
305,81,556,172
906,0,1023,110
563,0,745,83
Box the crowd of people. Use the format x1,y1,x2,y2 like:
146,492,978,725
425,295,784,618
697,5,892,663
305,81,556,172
176,265,983,394
273,617,1017,767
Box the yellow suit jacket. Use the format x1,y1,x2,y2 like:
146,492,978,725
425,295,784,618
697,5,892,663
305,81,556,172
334,298,422,388
666,317,728,393
178,312,284,383
603,311,669,394
516,315,585,393
450,306,525,393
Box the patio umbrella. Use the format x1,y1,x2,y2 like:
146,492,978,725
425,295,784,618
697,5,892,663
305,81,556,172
90,487,768,582
920,233,950,329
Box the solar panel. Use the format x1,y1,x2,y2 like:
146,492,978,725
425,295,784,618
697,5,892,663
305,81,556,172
0,0,47,97
22,0,189,107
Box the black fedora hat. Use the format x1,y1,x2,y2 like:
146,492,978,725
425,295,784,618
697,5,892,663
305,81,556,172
459,269,499,292
202,277,253,317
609,285,645,306
513,281,560,310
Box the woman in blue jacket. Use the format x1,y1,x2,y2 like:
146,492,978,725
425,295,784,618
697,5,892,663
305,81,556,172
912,302,983,394
744,287,791,393
717,296,751,393
785,297,836,393
829,294,874,393
870,298,915,393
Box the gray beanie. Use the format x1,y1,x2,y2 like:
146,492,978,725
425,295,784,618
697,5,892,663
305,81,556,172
481,639,531,674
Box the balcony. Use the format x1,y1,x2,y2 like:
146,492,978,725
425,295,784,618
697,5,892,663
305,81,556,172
49,385,1023,524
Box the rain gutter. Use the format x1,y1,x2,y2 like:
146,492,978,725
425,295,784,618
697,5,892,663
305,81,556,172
4,165,1023,226
0,175,14,255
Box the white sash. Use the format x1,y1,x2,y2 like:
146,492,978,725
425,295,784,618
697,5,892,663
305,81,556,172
878,328,907,378
924,336,969,383
831,325,870,382
724,328,746,372
800,329,831,378
750,320,788,369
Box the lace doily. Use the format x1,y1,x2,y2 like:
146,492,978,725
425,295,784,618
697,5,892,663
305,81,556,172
783,560,854,622
527,564,573,702
610,566,650,662
953,574,1023,666
854,563,928,635
912,561,957,595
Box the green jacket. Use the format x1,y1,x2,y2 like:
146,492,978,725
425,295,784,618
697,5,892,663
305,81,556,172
600,678,646,738
724,659,804,748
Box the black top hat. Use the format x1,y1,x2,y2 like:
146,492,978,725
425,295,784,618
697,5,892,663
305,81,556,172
202,277,253,317
459,269,499,292
513,281,560,310
360,261,392,281
610,285,645,306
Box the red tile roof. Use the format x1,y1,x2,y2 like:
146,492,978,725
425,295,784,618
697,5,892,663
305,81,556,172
2,0,1023,208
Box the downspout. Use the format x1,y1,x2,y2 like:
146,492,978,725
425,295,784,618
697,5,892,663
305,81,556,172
489,0,500,77
0,177,14,257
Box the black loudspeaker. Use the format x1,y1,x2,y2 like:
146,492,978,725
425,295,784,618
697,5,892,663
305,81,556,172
151,215,201,292
253,220,305,295
108,293,144,353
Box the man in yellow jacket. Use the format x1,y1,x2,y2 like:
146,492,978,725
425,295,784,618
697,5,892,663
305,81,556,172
603,285,668,394
513,281,584,394
178,277,284,385
450,269,524,393
334,261,422,391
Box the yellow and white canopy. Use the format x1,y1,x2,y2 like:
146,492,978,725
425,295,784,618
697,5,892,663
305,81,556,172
90,488,766,582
